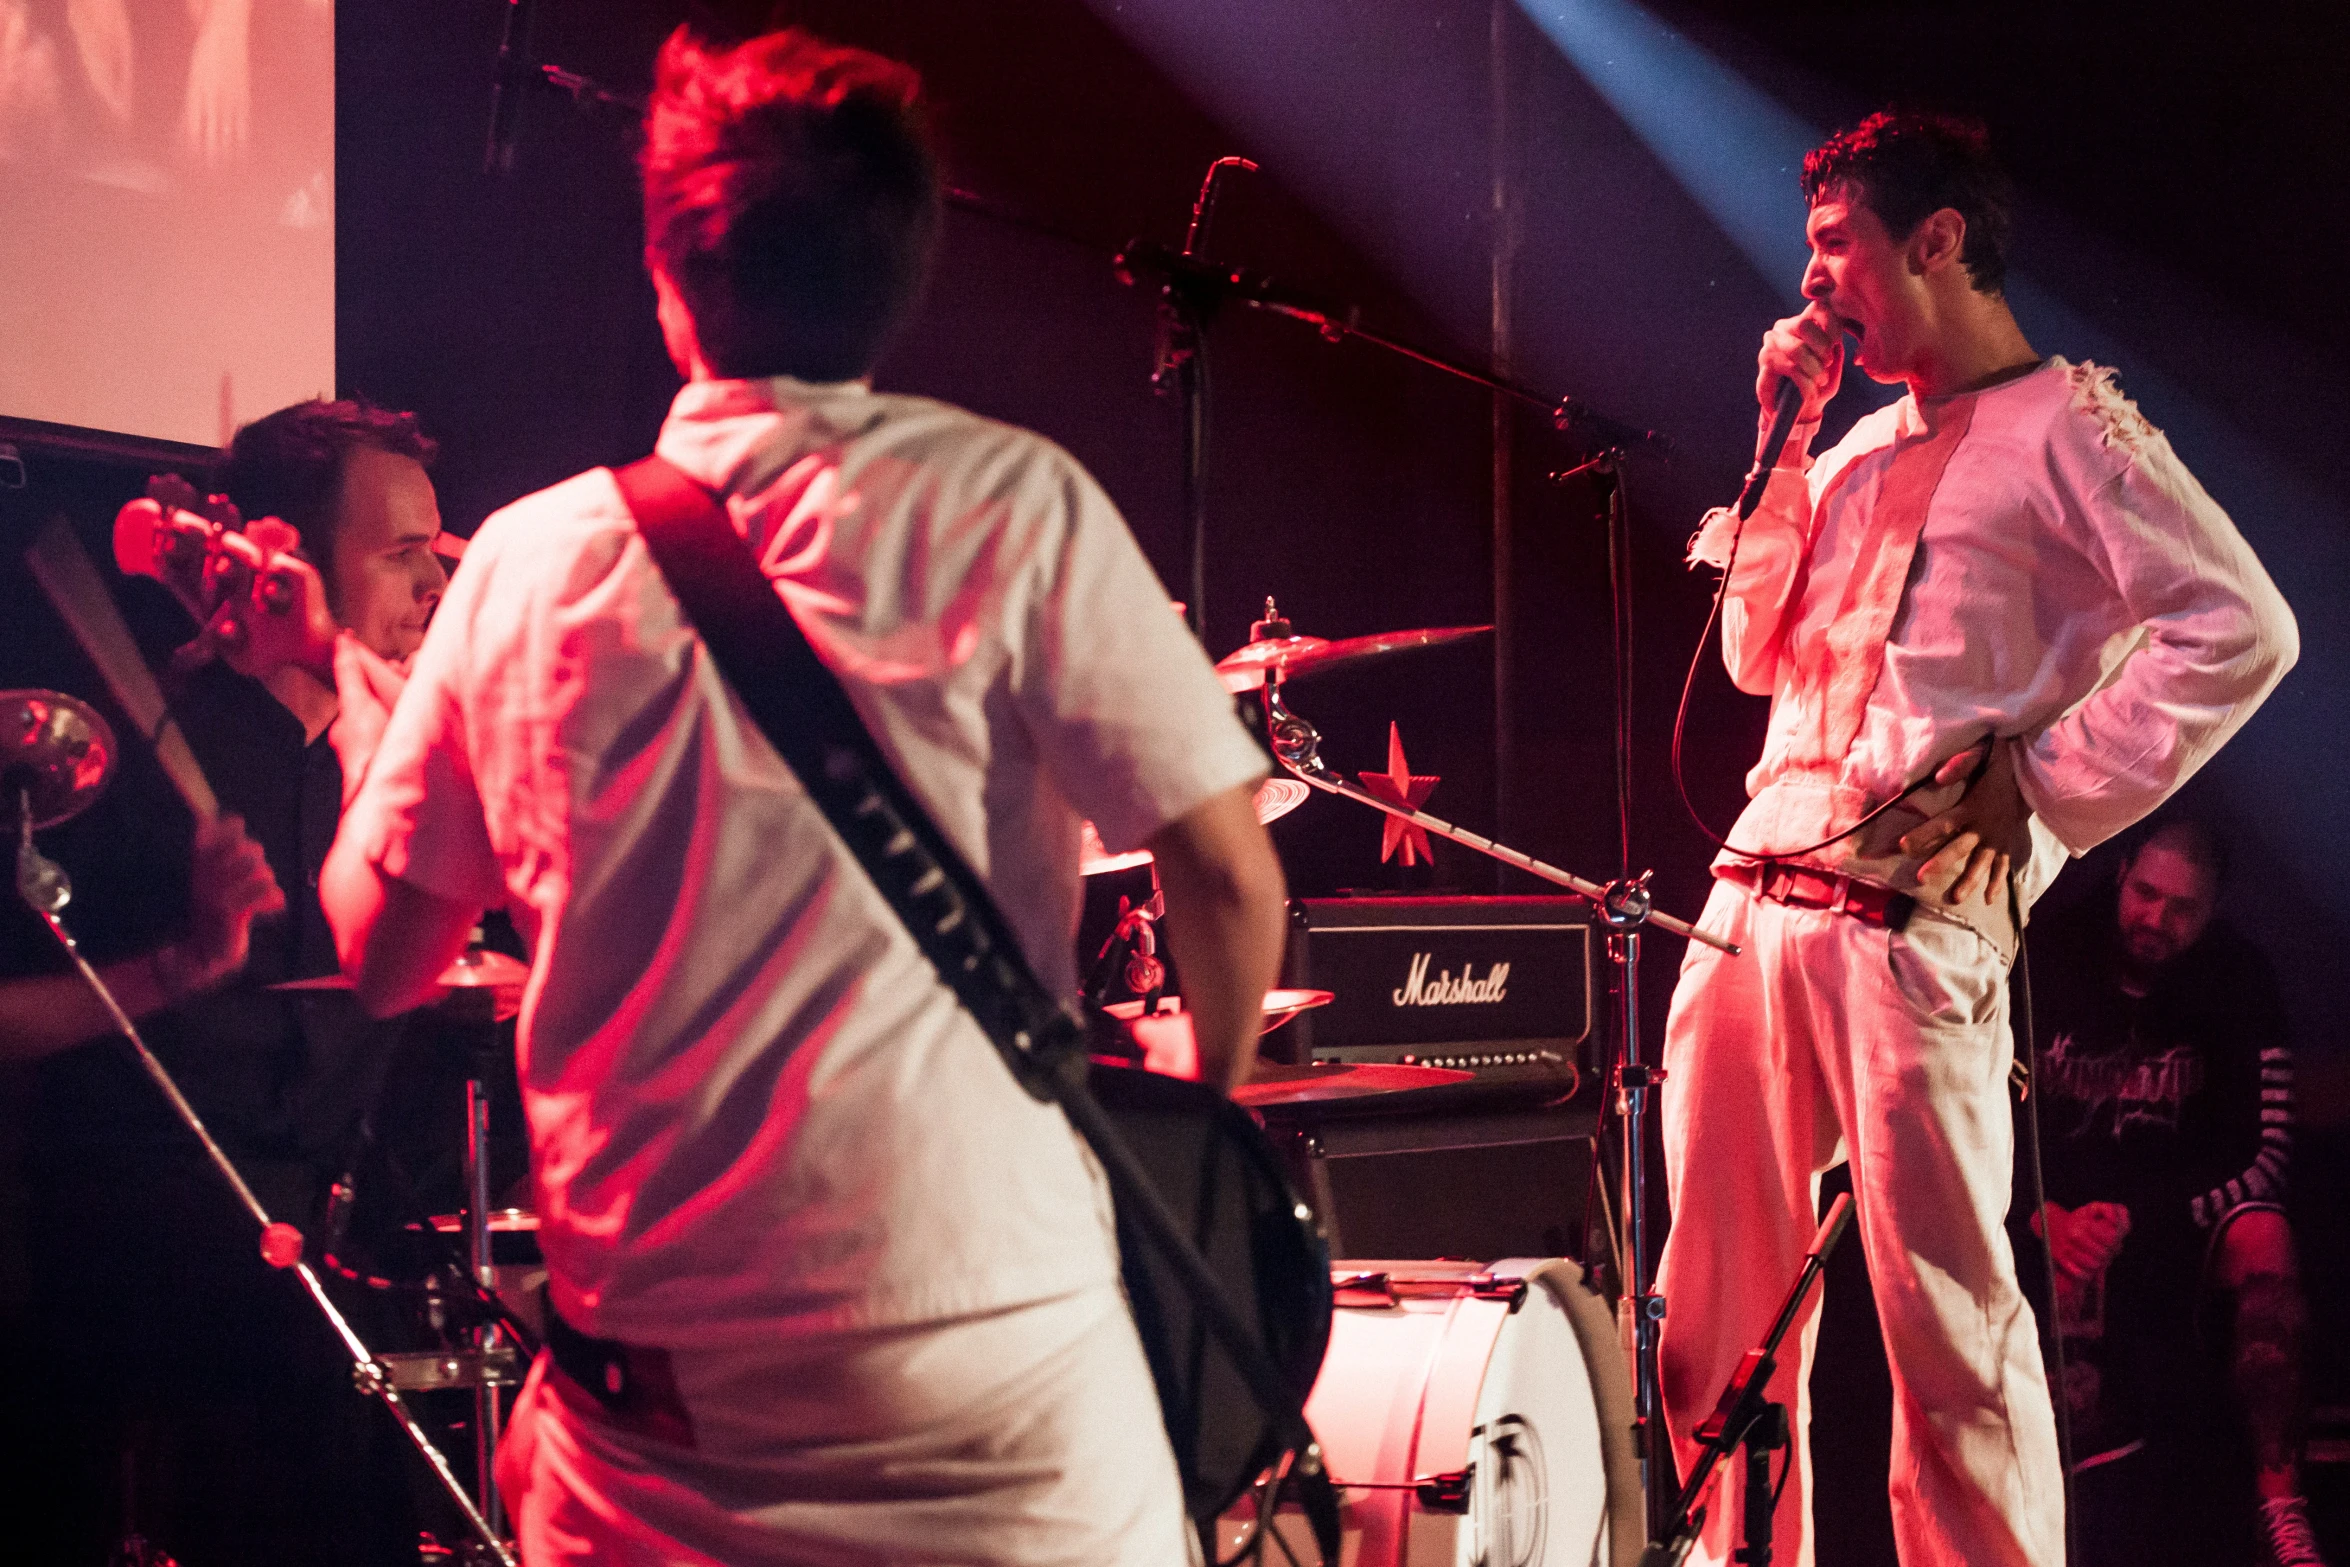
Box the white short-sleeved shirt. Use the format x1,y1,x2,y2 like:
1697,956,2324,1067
339,376,1267,1349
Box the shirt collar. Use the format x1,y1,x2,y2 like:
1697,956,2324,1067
654,374,875,497
667,374,873,423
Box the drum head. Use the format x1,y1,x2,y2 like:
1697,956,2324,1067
1470,1259,1642,1567
1279,1256,1641,1567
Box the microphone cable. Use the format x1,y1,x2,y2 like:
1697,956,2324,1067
1667,473,1950,864
2011,904,2083,1567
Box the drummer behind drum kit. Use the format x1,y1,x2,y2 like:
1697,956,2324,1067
15,489,1836,1567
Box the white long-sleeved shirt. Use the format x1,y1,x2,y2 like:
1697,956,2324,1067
1692,357,2297,923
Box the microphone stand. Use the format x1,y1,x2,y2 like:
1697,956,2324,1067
13,790,518,1567
1641,1194,1856,1567
1114,237,1670,458
1262,674,1740,1535
1146,157,1256,640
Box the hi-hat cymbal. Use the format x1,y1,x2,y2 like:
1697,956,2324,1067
1214,624,1491,693
1229,1059,1475,1107
1079,776,1313,876
269,948,529,993
0,689,116,829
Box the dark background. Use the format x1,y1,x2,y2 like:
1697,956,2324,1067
4,1,2345,1562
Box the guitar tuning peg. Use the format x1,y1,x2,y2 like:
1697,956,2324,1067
245,517,301,556
147,472,199,512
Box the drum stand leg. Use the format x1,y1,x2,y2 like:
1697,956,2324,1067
1267,1124,1344,1258
464,1063,509,1542
1604,919,1671,1539
15,799,519,1567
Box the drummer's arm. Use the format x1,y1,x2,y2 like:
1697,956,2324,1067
0,962,178,1063
1144,780,1288,1093
1,814,284,1062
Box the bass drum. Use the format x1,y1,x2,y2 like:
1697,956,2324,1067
1224,1258,1641,1567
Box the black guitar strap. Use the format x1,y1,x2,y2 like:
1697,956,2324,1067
610,455,1341,1554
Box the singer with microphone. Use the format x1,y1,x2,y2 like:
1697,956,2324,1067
1656,110,2297,1567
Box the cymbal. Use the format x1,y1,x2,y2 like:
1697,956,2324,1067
1252,776,1309,827
1079,776,1312,876
268,948,529,993
1229,1059,1475,1108
434,948,531,989
1104,986,1335,1034
1214,624,1491,693
0,689,116,828
1214,635,1329,693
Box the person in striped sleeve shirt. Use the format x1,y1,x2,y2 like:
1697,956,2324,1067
2021,816,2321,1567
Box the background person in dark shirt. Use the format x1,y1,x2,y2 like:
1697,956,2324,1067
4,397,457,1566
2020,817,2323,1567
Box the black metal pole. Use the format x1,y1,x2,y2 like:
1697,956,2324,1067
1641,1193,1855,1567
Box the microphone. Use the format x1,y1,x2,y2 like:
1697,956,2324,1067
1151,156,1258,393
1734,373,1806,522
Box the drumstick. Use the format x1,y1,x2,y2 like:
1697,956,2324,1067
25,514,220,823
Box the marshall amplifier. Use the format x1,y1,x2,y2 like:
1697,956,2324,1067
1276,896,1593,1092
1268,896,1598,1261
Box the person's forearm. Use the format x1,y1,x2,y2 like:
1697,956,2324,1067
321,833,481,1019
1145,786,1288,1091
0,948,189,1063
1154,869,1286,1091
1689,472,1812,697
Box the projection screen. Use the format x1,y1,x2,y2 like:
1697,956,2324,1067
0,0,335,452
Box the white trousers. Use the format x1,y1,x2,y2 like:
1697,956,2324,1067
1656,881,2064,1567
495,1284,1193,1566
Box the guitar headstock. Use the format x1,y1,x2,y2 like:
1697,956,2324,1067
115,475,312,655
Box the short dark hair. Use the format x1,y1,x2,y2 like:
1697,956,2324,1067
218,397,437,569
640,27,942,382
2126,815,2231,890
1802,110,2014,295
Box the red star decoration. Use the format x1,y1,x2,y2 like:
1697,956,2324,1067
1357,721,1439,866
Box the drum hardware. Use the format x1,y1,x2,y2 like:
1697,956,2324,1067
1256,659,1736,1534
372,1343,526,1394
437,960,528,1540
1222,1256,1644,1567
3,688,519,1567
1331,1269,1526,1306
1104,987,1338,1035
1641,1194,1856,1567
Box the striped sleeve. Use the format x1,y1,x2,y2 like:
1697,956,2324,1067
2190,1045,2292,1229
